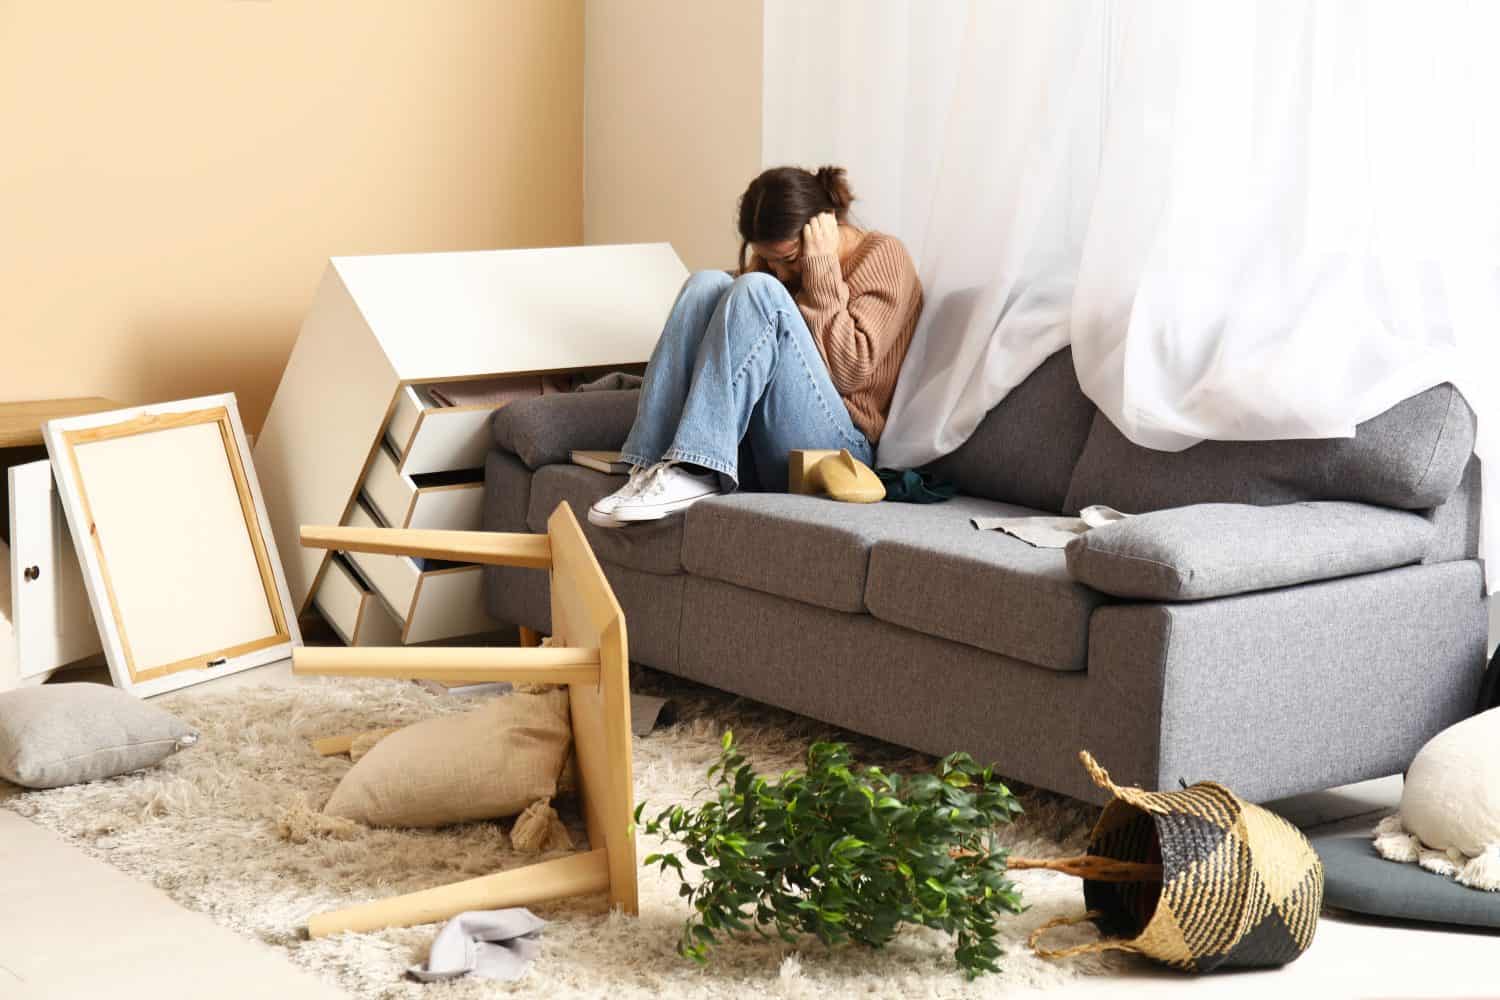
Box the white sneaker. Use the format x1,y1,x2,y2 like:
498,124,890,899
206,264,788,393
587,465,652,528
611,462,722,523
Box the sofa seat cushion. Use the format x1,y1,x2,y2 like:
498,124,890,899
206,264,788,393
864,526,1106,673
683,493,1104,671
1065,501,1436,601
527,464,683,576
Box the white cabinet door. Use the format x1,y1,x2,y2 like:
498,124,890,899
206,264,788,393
8,460,100,680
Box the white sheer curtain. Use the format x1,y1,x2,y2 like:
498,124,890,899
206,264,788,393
764,0,1499,592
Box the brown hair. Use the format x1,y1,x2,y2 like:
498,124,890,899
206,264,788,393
736,165,854,273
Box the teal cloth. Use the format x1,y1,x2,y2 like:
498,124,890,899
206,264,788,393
876,468,956,504
1314,834,1500,930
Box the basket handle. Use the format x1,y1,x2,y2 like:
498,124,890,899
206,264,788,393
1079,750,1164,813
1029,910,1141,960
1007,855,1163,882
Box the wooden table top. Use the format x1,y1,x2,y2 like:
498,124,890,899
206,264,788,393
0,398,122,449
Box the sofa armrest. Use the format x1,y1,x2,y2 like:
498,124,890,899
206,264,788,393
491,390,640,470
1065,501,1434,601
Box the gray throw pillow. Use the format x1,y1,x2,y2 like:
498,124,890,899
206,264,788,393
0,683,198,789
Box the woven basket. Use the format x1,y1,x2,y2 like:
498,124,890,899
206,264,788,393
1019,752,1323,972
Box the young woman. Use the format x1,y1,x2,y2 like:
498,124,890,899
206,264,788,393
589,165,923,528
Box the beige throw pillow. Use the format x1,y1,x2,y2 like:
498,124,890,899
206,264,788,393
323,688,571,829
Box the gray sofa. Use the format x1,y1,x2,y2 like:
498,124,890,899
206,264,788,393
482,349,1488,804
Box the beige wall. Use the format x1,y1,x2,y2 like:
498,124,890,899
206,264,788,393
584,0,762,272
0,0,584,433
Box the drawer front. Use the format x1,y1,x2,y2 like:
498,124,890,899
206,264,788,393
408,482,485,531
387,385,425,458
363,445,483,530
311,555,365,645
7,460,100,682
342,502,493,642
399,405,498,476
344,503,420,619
405,566,490,644
354,590,404,645
363,445,414,528
313,555,403,646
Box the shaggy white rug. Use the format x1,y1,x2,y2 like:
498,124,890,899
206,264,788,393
2,674,1128,997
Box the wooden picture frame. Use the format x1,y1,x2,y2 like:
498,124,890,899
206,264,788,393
44,394,301,698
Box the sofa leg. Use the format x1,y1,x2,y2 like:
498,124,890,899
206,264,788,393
518,626,542,648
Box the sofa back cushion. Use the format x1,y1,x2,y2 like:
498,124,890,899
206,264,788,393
923,348,1097,513
1063,383,1476,515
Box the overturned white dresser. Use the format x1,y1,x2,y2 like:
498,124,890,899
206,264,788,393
254,243,687,645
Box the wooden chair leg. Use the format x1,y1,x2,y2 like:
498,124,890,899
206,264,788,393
310,729,397,757
304,848,611,938
518,626,542,648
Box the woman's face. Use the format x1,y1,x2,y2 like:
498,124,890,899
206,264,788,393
752,239,801,283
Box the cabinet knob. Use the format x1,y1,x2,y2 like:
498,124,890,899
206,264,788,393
23,565,40,582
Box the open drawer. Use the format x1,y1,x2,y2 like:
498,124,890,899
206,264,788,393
385,369,642,477
312,554,403,647
363,441,485,531
341,502,494,643
387,377,552,476
3,459,101,690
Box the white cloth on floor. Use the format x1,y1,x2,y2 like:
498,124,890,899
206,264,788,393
971,504,1130,548
407,908,546,983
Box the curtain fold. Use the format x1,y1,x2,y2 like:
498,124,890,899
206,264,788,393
764,0,1498,592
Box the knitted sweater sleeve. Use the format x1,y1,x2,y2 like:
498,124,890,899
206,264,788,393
796,237,915,394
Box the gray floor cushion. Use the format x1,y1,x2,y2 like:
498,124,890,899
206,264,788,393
1314,833,1500,930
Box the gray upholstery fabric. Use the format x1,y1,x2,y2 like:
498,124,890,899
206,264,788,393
1063,383,1476,514
1092,560,1487,804
923,348,1096,513
677,560,1486,806
484,449,533,533
1425,456,1483,564
527,465,683,576
865,530,1106,672
677,575,1134,804
482,362,1487,809
1065,501,1435,601
485,557,685,672
682,493,1063,616
0,684,197,789
491,390,641,470
1315,833,1500,929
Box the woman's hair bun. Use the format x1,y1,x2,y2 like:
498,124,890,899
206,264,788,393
814,165,853,215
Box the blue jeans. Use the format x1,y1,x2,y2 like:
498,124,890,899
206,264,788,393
620,270,873,493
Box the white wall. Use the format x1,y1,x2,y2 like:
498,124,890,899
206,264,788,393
584,0,762,272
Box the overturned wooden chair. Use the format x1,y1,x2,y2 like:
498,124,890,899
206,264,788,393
291,501,636,937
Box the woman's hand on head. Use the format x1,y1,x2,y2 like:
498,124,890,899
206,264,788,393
801,212,841,260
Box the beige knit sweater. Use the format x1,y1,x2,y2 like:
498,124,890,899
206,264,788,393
792,232,922,444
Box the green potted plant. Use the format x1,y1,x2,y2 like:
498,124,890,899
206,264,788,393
636,733,1025,978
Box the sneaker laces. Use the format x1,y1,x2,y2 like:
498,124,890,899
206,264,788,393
634,461,678,499
616,464,654,499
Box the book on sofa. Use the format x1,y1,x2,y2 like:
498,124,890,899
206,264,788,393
571,450,630,475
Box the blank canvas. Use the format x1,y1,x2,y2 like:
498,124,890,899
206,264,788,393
46,396,299,697
73,420,276,670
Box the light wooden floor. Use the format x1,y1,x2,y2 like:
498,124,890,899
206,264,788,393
4,655,1499,998
0,809,343,1000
